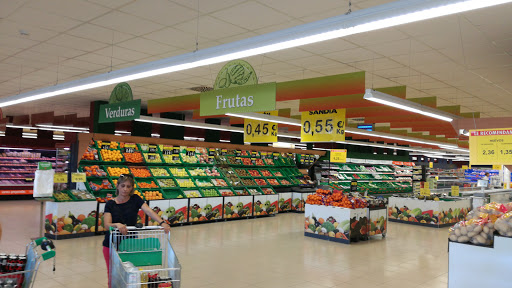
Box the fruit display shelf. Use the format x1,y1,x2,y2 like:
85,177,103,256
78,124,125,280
157,178,178,188
169,167,190,178
149,167,171,177
388,196,471,228
161,189,186,199
143,152,163,164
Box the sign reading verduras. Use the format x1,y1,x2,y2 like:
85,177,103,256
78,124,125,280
200,83,276,116
301,109,346,142
244,111,278,143
98,99,141,123
469,128,512,165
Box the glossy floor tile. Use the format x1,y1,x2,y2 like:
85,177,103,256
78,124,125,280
0,200,450,287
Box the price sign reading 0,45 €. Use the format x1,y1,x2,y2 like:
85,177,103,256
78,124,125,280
469,128,512,165
301,109,346,142
244,110,278,143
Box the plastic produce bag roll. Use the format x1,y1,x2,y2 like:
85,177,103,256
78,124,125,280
33,169,55,198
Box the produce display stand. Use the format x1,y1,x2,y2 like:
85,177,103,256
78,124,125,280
275,187,293,212
387,196,471,228
44,200,98,240
448,235,512,288
290,187,317,212
304,204,386,244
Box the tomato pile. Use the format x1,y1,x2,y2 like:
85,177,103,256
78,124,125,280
306,189,368,209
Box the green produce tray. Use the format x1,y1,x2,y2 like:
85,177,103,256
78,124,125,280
265,177,281,186
98,148,125,163
86,178,114,193
187,167,208,177
240,178,257,186
148,167,171,178
234,168,251,178
253,178,269,186
95,140,120,150
156,178,178,189
78,165,109,178
200,187,220,197
52,191,74,202
181,188,203,198
67,190,96,202
93,190,116,199
260,187,276,194
161,189,186,199
269,169,286,177
103,165,130,178
169,167,191,178
257,168,273,177
175,178,196,188
180,153,202,165
141,151,163,165
246,168,263,177
210,177,229,188
161,153,183,165
246,187,263,195
137,143,161,153
218,187,238,196
194,178,215,188
135,178,160,189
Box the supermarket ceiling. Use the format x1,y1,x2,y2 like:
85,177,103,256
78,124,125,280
1,0,512,123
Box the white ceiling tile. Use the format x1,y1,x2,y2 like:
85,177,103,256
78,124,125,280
375,67,411,78
174,16,249,41
0,19,59,42
29,43,87,59
253,19,305,34
47,34,108,52
287,55,336,69
91,11,164,36
172,0,244,14
261,61,301,74
324,47,375,63
66,24,135,44
7,6,81,33
352,57,404,72
347,28,409,46
94,46,151,62
120,0,197,26
367,39,432,58
0,0,25,18
85,0,135,9
73,53,123,67
258,0,345,19
3,57,53,70
0,36,40,50
211,2,292,30
265,48,314,62
60,58,108,71
143,27,204,50
27,0,110,22
217,32,259,44
116,38,177,56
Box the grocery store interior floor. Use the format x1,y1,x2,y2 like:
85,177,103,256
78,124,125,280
0,201,450,288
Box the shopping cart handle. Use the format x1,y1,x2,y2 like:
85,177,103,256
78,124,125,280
34,237,47,246
42,250,56,261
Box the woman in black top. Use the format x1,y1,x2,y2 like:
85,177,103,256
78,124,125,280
102,174,170,287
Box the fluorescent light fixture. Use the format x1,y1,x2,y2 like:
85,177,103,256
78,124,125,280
184,136,205,141
6,124,34,129
364,89,459,122
6,124,88,133
226,113,302,126
438,145,470,153
36,124,89,131
114,134,122,136
0,147,31,150
53,138,65,141
1,0,509,107
136,116,244,133
23,135,37,139
63,148,70,151
278,133,301,139
219,139,230,143
22,132,37,137
313,147,331,151
115,130,131,134
244,142,250,145
151,133,161,137
273,142,296,149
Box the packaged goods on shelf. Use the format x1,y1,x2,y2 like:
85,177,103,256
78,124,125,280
81,147,99,161
82,165,107,177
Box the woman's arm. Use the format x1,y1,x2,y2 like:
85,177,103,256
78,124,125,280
141,203,170,233
104,212,128,235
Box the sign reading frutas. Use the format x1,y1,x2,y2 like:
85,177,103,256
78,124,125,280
99,99,141,123
200,83,276,116
470,128,512,165
301,109,346,142
330,149,347,163
244,110,278,143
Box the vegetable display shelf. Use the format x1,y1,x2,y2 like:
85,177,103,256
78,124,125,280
387,196,471,228
44,201,98,240
449,236,512,288
304,204,387,244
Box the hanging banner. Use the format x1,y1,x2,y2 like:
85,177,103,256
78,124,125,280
244,111,278,143
200,83,276,116
330,149,347,163
301,109,345,142
469,128,512,165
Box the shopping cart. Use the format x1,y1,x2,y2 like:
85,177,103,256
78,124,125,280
0,237,56,288
109,226,181,288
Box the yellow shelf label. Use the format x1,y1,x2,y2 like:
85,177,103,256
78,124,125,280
420,188,431,196
71,172,86,183
330,149,347,163
244,110,278,143
54,173,68,183
451,186,460,197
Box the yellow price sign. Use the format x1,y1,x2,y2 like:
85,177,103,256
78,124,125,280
330,149,347,163
429,162,433,168
470,128,512,165
301,109,345,142
420,188,431,196
244,111,278,143
461,165,468,170
424,182,430,189
71,172,86,183
493,165,502,170
451,186,460,197
54,173,68,183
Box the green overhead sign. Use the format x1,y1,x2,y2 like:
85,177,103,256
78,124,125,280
200,82,276,116
99,99,141,123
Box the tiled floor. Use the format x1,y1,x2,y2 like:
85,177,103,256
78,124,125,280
0,200,450,288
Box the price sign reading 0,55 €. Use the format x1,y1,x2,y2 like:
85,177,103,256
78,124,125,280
469,128,512,165
301,109,345,142
244,110,278,143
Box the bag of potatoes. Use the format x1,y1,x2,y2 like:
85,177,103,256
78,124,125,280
495,211,512,237
449,218,494,246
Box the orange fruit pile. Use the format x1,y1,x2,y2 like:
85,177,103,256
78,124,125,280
107,166,129,177
124,152,143,163
143,190,163,200
101,149,122,162
130,167,151,178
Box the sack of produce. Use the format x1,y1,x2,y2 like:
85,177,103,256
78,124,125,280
448,218,494,245
494,211,512,237
466,202,508,223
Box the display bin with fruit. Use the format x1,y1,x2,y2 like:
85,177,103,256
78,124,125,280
129,166,152,178
161,189,186,199
137,143,161,153
148,167,171,178
169,167,190,178
211,178,229,187
254,178,269,186
104,165,130,177
80,146,101,163
194,178,214,188
44,200,99,240
86,178,114,193
258,168,273,177
157,178,178,188
176,178,196,189
234,168,251,178
278,178,294,187
141,189,164,201
387,196,471,228
266,178,281,187
200,187,220,197
180,152,200,165
95,140,120,150
122,151,144,164
247,169,262,177
182,188,202,198
68,190,96,201
79,165,108,178
304,204,373,244
218,188,237,196
93,190,116,203
53,191,74,202
162,153,182,165
98,149,125,163
187,167,208,177
142,152,163,164
134,179,160,189
189,197,223,222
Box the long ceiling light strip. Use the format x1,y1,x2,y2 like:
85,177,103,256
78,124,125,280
135,116,244,133
1,0,510,107
36,124,89,131
6,124,88,133
226,113,302,126
345,127,458,148
363,89,460,122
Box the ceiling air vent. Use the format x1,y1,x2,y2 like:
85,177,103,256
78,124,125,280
189,86,213,92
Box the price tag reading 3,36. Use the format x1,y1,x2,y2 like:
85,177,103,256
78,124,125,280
301,108,346,142
244,110,278,143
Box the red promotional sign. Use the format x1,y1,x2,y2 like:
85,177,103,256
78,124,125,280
0,190,33,195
